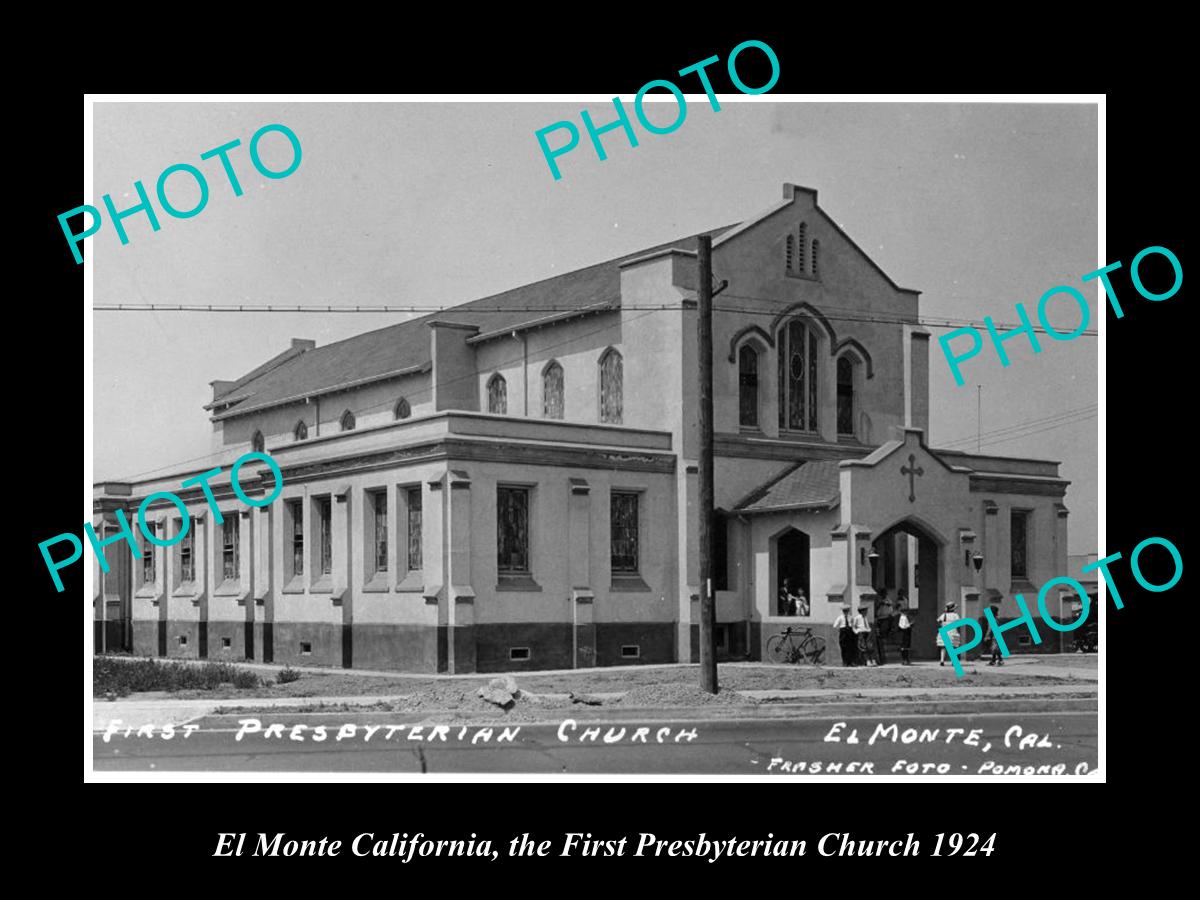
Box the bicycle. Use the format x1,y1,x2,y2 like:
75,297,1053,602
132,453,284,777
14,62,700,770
767,626,826,665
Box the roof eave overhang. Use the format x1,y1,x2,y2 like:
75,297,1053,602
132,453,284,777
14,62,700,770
210,362,432,422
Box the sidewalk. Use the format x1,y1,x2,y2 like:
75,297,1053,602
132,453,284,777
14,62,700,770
94,654,1100,682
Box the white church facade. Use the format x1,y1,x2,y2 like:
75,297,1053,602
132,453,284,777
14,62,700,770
93,184,1071,672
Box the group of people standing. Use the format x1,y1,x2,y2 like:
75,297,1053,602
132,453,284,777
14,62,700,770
782,577,1006,668
776,578,810,617
832,588,915,667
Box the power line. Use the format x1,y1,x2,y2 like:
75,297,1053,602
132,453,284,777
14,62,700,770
936,403,1099,450
106,305,666,483
94,299,1099,337
941,410,1098,453
102,293,1097,481
969,411,1097,451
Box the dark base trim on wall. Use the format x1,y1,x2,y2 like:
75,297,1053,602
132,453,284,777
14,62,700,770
126,619,678,673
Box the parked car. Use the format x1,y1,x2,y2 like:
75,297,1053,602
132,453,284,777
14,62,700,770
1074,624,1098,653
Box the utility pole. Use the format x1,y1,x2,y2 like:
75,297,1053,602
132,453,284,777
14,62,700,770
697,235,718,695
977,384,982,454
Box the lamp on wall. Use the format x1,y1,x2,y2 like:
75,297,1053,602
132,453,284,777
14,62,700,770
972,552,984,573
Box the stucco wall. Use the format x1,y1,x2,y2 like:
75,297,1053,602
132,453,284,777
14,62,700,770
473,313,623,422
711,188,919,447
218,371,433,449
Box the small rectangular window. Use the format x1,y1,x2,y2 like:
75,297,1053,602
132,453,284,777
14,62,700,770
509,647,531,661
621,644,640,659
300,642,312,655
222,637,232,649
178,635,188,647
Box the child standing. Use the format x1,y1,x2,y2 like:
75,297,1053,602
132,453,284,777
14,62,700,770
897,607,914,665
982,603,1004,665
856,603,876,667
936,602,961,667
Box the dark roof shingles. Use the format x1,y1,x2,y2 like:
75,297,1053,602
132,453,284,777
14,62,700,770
736,459,841,512
216,226,734,418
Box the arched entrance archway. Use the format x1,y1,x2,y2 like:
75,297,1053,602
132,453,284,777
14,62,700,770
870,518,943,660
771,527,810,617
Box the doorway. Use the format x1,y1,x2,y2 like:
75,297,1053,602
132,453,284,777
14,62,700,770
775,528,810,616
870,519,942,659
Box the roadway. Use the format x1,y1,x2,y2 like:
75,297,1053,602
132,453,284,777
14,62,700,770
93,710,1098,775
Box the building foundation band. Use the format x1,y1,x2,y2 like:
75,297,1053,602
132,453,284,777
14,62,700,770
94,184,1071,672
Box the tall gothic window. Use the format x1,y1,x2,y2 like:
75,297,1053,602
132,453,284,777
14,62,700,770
371,490,388,574
778,319,819,432
599,348,623,424
288,500,304,577
837,355,855,436
340,409,355,431
1011,510,1031,579
294,420,308,441
610,491,639,574
142,521,156,585
497,486,530,574
222,515,239,581
487,374,507,414
251,430,265,453
542,360,564,419
811,238,820,278
317,497,332,575
179,518,194,583
796,223,808,274
785,234,796,273
394,397,411,420
738,344,759,428
406,488,422,571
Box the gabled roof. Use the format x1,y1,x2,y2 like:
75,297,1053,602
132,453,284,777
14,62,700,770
212,225,736,421
735,459,842,514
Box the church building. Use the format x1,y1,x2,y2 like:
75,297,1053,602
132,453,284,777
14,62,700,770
93,183,1071,671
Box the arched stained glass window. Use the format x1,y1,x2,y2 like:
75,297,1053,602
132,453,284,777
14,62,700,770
487,374,507,415
251,430,265,453
778,320,818,432
738,344,759,428
340,409,356,431
599,348,623,424
394,397,411,420
837,354,855,436
294,420,308,441
542,361,564,419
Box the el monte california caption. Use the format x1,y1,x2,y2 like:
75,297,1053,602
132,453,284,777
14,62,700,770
81,85,1141,778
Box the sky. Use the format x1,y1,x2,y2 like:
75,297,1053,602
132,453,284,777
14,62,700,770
91,99,1099,553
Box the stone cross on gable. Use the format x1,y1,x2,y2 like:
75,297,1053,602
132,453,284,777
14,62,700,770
901,454,924,503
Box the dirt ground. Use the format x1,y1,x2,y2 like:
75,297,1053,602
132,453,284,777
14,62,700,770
158,657,1092,704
